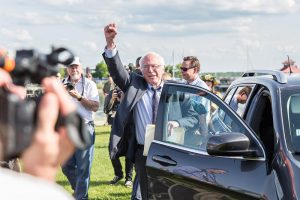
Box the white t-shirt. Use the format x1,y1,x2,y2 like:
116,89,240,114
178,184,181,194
63,76,99,123
0,168,73,200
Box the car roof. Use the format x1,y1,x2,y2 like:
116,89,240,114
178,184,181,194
230,70,300,91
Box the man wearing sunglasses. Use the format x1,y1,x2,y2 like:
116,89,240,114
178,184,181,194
181,56,208,88
180,56,210,147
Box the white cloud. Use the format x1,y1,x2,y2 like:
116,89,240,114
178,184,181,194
205,0,297,13
133,24,155,33
63,14,75,23
39,0,84,5
17,12,54,25
242,40,261,49
277,45,298,53
0,28,32,42
81,41,98,51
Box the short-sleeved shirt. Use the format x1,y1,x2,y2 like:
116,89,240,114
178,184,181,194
63,76,99,123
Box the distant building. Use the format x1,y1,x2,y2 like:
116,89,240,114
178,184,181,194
280,58,300,73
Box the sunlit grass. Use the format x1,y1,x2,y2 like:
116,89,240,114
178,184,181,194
56,125,133,200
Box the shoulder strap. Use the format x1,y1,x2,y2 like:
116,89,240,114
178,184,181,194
81,75,85,96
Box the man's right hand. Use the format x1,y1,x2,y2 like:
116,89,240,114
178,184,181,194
104,23,117,50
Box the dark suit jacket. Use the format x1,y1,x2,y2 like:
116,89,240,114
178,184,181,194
103,52,147,161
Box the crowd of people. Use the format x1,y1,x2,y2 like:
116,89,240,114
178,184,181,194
0,22,227,200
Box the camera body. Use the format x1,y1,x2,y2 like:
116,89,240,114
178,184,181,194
0,89,36,160
113,87,122,99
0,47,91,160
64,82,75,91
9,47,74,86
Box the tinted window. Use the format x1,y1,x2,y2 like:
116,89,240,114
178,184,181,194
223,88,236,104
228,86,253,117
281,88,300,153
160,85,253,152
287,94,300,151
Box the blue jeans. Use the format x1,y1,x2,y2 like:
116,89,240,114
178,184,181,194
62,123,95,200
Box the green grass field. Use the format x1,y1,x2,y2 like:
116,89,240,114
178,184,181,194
56,125,133,200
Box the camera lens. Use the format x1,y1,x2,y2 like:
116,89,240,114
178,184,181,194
64,83,74,91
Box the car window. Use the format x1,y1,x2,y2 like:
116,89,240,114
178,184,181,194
287,94,300,151
246,89,275,160
218,88,236,122
160,85,253,152
223,87,236,104
228,86,253,117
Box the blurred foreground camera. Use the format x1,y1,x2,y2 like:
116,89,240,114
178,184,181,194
1,47,74,85
0,47,91,160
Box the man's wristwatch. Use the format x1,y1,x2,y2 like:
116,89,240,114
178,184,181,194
78,96,83,101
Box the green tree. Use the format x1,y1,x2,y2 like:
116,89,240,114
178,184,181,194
58,67,66,78
93,61,109,79
165,63,182,78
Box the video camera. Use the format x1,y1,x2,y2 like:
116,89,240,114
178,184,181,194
0,47,91,160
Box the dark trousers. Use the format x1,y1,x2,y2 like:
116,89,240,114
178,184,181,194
134,146,148,200
111,156,134,181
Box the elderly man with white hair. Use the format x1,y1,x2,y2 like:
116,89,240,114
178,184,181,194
102,23,198,200
103,23,165,200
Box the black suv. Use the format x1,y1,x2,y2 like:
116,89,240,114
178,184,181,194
146,70,300,199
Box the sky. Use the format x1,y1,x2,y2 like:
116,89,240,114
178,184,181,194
0,0,300,72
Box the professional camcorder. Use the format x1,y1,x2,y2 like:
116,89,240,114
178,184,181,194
0,47,91,160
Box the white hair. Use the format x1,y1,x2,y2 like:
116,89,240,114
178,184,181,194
139,52,165,67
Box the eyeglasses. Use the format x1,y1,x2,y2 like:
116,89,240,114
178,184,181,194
180,66,196,72
142,64,162,70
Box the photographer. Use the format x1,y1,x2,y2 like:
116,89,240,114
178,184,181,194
104,87,134,187
62,56,100,200
0,68,75,199
104,86,122,125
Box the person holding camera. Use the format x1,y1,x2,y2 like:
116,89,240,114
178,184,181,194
104,87,134,187
0,68,76,199
104,86,121,125
62,57,100,200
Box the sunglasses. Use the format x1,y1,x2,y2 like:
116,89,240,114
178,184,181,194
180,66,196,72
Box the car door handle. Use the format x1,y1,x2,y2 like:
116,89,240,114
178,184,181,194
152,155,177,166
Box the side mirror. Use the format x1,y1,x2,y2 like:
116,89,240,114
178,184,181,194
207,132,257,157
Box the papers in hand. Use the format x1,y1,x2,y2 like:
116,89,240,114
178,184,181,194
166,127,185,144
143,124,185,157
143,124,155,156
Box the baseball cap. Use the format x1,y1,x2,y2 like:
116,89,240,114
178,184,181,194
68,56,81,67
